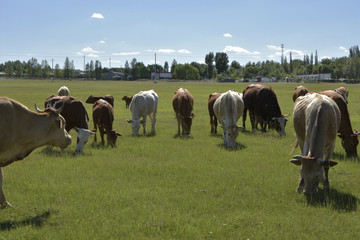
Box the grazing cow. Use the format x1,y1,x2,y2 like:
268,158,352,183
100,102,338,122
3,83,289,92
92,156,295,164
0,97,72,207
208,92,220,134
320,90,358,158
213,90,244,147
45,96,93,152
292,85,309,102
92,99,121,146
172,88,195,136
290,93,340,194
86,95,114,108
122,95,133,108
127,90,158,136
58,86,70,96
242,84,288,136
334,86,349,104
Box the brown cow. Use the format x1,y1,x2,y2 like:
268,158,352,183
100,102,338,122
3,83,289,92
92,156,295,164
172,88,195,136
92,99,121,147
122,96,133,108
86,95,114,108
0,97,72,207
292,85,309,102
334,87,349,103
320,90,358,157
208,92,220,134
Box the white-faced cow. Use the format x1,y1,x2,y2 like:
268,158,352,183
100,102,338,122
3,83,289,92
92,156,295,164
58,86,70,96
172,88,195,136
290,93,340,194
122,96,133,108
213,90,244,147
92,99,121,146
208,92,220,134
127,90,158,136
334,86,349,104
242,84,288,136
0,97,72,207
45,96,93,152
86,95,114,108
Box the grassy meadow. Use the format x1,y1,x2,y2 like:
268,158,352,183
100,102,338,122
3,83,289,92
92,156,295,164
0,79,360,239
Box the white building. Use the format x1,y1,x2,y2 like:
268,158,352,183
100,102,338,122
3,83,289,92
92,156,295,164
296,73,332,81
151,72,173,80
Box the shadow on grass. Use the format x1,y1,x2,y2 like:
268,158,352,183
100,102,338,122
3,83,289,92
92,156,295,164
0,210,53,231
40,146,79,158
209,133,223,138
305,188,359,212
217,142,247,151
172,134,194,139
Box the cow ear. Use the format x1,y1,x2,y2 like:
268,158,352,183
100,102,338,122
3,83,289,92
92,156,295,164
116,132,122,136
127,120,133,123
190,113,195,119
290,159,302,166
329,161,338,167
284,114,290,118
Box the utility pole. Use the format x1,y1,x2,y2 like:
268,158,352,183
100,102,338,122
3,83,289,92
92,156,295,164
154,52,157,83
83,55,86,79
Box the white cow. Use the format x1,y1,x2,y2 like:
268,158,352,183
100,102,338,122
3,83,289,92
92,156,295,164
213,90,244,147
58,86,70,96
127,90,158,136
290,93,340,194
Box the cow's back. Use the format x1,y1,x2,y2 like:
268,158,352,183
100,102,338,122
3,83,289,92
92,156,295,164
130,90,158,116
214,91,243,125
243,84,263,111
93,100,114,129
255,87,282,119
173,88,194,117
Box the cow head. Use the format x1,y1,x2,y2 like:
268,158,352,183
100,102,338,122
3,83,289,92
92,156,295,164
75,128,95,153
106,130,122,147
339,130,359,158
127,119,145,136
179,113,195,136
223,125,243,147
35,104,72,149
290,155,337,194
271,114,289,136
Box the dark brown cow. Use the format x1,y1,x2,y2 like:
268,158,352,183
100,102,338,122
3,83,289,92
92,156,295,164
292,85,309,102
172,88,195,136
208,92,220,134
45,96,92,152
320,90,358,157
243,84,288,136
92,99,121,147
122,96,133,108
0,97,72,207
86,95,114,108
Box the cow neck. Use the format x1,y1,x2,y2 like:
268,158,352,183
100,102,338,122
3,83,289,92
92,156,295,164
26,111,58,147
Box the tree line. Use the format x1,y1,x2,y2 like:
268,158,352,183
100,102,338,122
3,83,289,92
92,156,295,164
1,45,360,81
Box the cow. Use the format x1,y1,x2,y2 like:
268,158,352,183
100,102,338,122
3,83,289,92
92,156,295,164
242,84,288,136
208,92,220,134
172,88,195,136
292,85,309,102
92,99,121,146
58,86,70,96
127,90,158,136
86,95,114,108
290,93,340,194
45,96,93,152
213,90,244,147
0,97,72,207
334,86,349,104
122,95,133,108
320,90,358,158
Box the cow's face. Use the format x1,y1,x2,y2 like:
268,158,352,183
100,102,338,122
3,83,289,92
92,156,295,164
44,109,72,148
223,125,242,147
107,130,121,147
339,134,358,158
180,113,195,136
127,120,142,136
271,115,288,136
75,128,94,152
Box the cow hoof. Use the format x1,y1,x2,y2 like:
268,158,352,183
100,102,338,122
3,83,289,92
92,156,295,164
1,201,12,209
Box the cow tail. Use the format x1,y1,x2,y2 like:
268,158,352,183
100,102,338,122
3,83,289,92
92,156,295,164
289,140,298,155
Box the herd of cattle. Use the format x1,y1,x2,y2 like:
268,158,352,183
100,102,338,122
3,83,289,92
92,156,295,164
0,84,357,207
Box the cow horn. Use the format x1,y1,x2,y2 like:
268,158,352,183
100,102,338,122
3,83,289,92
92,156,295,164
35,104,42,113
284,114,290,118
126,120,133,123
55,102,65,115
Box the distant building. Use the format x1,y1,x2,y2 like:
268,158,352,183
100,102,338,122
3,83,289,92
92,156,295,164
102,71,125,80
151,72,172,80
296,73,332,81
250,76,276,82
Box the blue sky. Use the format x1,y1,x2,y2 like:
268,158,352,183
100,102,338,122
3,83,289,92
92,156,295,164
1,0,359,70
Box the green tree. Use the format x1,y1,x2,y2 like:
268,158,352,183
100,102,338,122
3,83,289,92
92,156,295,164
124,60,130,78
54,64,62,78
173,64,200,80
95,60,102,79
4,61,14,77
215,52,229,75
230,60,241,69
171,59,177,73
205,52,215,79
344,56,360,79
131,58,137,78
63,57,71,79
164,61,169,72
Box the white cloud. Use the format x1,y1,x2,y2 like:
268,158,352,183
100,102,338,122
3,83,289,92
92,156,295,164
76,47,103,57
80,47,101,54
339,46,348,53
112,52,140,56
223,33,232,38
87,53,99,58
98,40,106,44
91,13,104,19
158,49,176,53
223,46,260,55
267,45,282,51
321,56,332,60
177,49,191,54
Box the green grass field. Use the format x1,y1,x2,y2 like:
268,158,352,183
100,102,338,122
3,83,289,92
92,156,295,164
0,79,360,239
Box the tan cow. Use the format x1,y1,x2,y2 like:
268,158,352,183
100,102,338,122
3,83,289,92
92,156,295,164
290,93,340,194
334,86,349,103
172,88,195,136
292,85,309,102
0,97,72,207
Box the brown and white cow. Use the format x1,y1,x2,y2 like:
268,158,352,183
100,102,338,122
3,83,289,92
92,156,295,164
173,88,195,136
242,84,288,136
292,85,309,102
58,86,70,96
213,90,244,147
122,96,133,108
334,86,349,104
92,99,121,147
208,92,220,134
86,95,114,108
127,90,158,136
290,93,340,194
45,96,93,152
0,97,72,207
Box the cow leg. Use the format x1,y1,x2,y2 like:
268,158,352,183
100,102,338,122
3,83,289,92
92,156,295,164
249,111,256,132
0,168,11,208
176,117,181,135
214,116,218,134
242,107,247,129
93,123,98,143
297,177,304,193
151,113,156,134
142,116,147,135
323,166,330,191
210,115,214,133
99,127,105,145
